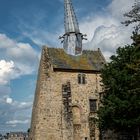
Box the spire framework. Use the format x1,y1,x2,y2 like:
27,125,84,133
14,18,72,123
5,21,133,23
60,0,86,56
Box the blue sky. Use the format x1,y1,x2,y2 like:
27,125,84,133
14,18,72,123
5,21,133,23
0,0,135,133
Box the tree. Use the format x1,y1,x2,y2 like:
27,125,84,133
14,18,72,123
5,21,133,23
122,1,140,30
98,42,140,126
97,40,140,140
98,2,140,138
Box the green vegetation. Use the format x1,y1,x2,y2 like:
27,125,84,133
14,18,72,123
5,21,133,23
122,1,140,31
98,1,140,138
98,37,140,130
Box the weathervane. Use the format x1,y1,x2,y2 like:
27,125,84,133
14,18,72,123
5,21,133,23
59,0,87,56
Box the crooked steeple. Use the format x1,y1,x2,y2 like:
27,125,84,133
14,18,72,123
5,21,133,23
60,0,86,56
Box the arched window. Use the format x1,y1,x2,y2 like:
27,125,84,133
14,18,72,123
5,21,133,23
78,74,86,84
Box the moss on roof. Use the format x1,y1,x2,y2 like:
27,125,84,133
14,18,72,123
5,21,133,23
45,47,105,71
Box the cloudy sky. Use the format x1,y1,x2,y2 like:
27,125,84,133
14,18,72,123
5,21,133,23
0,0,135,133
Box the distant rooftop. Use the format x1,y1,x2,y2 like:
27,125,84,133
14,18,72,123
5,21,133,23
44,47,106,72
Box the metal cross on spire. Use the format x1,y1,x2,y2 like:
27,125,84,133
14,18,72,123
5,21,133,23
59,0,87,56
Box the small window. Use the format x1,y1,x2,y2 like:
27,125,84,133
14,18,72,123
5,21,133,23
78,74,86,84
82,74,86,84
78,74,81,84
89,99,97,112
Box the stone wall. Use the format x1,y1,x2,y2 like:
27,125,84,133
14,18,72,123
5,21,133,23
30,48,103,140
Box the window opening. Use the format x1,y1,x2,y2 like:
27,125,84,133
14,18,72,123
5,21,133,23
89,99,97,112
78,74,81,84
78,74,86,84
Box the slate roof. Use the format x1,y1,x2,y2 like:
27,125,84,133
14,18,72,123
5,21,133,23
45,47,106,71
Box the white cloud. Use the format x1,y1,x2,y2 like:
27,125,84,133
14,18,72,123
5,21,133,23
85,25,133,60
6,97,13,104
80,16,119,41
0,34,16,49
0,95,32,131
0,96,32,110
0,33,39,86
6,119,29,125
108,0,135,21
12,101,33,110
80,0,135,60
0,33,36,132
0,60,15,85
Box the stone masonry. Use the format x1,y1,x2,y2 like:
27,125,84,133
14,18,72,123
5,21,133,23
29,46,105,140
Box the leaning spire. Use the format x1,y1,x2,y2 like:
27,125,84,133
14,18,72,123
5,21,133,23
60,0,86,56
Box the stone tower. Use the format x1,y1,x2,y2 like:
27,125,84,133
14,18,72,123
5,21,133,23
30,47,105,140
29,0,106,140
